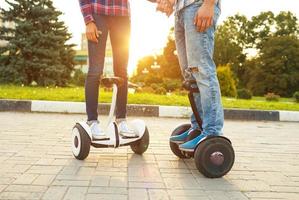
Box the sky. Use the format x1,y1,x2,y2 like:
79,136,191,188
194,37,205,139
1,0,299,74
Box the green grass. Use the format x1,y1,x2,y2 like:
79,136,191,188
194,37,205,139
0,85,298,111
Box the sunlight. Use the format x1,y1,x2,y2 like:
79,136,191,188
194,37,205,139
128,0,174,75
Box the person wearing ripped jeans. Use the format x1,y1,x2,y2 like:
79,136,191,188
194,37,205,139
157,0,223,151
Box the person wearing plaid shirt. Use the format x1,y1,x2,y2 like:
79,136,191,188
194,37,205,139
78,0,156,139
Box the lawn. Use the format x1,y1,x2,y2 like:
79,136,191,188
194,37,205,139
0,85,298,111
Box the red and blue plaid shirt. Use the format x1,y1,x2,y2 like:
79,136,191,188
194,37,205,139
79,0,156,24
79,0,130,24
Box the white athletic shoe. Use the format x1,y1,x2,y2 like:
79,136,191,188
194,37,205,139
116,120,137,138
87,121,108,140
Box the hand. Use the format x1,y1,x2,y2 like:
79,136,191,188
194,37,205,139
194,3,214,32
156,0,174,17
86,22,100,43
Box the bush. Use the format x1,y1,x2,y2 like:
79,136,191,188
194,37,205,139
237,89,252,99
174,89,189,96
217,65,237,97
155,87,167,95
71,69,86,86
293,91,299,103
265,93,280,102
139,87,155,93
163,78,181,92
150,83,162,90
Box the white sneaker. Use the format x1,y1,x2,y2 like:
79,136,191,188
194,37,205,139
87,121,108,140
116,120,138,138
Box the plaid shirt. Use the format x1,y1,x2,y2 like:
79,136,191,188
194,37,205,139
79,0,156,24
79,0,130,24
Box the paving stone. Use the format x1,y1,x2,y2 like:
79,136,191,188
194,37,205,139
32,175,56,185
148,189,170,200
128,188,148,200
0,191,43,200
52,179,90,186
63,187,88,200
110,176,128,187
245,191,299,199
88,187,127,194
5,185,47,193
90,176,110,187
129,182,166,189
85,193,127,200
13,173,39,184
1,112,299,199
0,185,7,193
41,186,68,200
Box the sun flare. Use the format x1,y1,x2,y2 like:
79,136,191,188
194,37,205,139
128,0,174,75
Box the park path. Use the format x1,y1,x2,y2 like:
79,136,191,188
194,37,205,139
0,112,299,200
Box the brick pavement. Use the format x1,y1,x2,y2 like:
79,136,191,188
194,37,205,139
0,112,299,200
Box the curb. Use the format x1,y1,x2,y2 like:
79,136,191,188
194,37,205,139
1,99,299,122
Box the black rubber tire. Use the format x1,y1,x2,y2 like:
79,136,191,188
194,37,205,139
72,124,91,160
194,137,235,178
130,127,150,155
170,124,191,159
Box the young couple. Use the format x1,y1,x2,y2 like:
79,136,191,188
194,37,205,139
79,0,223,151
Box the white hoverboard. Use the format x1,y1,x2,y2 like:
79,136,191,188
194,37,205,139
71,77,149,160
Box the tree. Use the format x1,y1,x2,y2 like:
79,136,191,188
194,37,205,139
247,35,299,97
246,11,299,50
131,28,181,85
217,65,237,97
159,28,181,79
214,16,247,87
0,0,75,86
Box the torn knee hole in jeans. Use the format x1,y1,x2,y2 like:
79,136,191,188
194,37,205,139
185,67,199,76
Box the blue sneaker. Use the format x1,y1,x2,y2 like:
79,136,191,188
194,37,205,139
179,134,207,152
170,128,192,144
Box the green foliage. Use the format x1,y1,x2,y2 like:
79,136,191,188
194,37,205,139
217,66,237,97
216,11,299,95
162,78,181,92
247,35,299,97
71,69,86,86
237,89,252,100
0,0,75,86
293,91,299,103
137,87,155,94
265,93,280,102
246,11,299,50
133,11,299,98
131,28,181,87
155,87,167,95
1,85,299,111
214,15,247,66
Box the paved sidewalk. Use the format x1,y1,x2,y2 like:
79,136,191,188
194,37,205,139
0,112,299,200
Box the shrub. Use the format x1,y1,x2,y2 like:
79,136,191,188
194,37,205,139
150,83,162,90
155,87,167,95
217,65,237,97
163,78,181,92
237,89,252,99
140,87,155,93
174,89,189,96
265,93,280,102
293,91,299,103
71,69,86,86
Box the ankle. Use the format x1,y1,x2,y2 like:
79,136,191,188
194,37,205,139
115,118,126,124
87,120,99,126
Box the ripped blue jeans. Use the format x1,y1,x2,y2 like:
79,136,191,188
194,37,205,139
174,2,224,136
